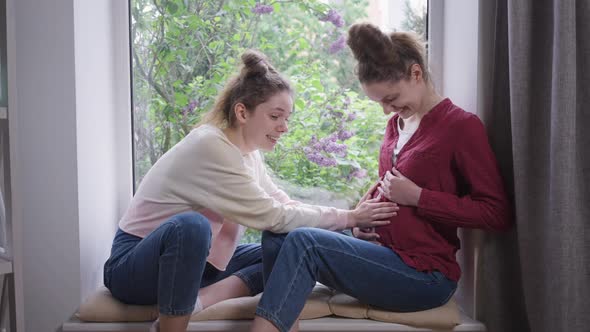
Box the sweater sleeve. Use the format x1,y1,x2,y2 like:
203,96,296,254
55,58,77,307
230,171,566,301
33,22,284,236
255,152,297,205
416,115,512,231
187,135,350,233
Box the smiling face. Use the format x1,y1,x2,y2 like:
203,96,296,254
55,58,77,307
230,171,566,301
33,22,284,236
240,90,293,152
361,64,427,119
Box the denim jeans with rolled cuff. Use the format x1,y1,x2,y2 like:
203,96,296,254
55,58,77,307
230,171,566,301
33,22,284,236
103,211,263,316
256,228,457,332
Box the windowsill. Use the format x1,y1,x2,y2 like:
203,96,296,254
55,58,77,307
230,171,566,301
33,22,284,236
63,312,486,332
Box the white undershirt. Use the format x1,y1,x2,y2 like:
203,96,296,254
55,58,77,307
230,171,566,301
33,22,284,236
392,117,417,165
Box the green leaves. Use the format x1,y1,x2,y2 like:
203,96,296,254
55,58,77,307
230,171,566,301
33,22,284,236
132,0,381,200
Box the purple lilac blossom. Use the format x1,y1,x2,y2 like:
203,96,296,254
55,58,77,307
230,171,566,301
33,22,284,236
337,129,354,141
304,132,351,167
346,112,357,122
182,100,199,116
328,35,346,54
304,147,338,167
320,133,339,144
349,168,368,179
320,9,344,27
323,141,347,157
252,3,273,14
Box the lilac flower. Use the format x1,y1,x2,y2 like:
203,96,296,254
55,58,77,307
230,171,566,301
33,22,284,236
304,132,350,167
346,112,357,122
348,168,368,180
320,133,347,156
337,129,354,141
320,9,345,27
182,99,199,116
328,35,346,54
324,141,347,157
320,133,339,144
304,147,338,167
252,3,273,14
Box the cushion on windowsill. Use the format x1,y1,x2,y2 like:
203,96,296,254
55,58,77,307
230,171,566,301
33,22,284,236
77,285,460,329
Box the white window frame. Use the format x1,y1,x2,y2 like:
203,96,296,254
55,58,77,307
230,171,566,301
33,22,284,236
118,0,480,320
428,0,484,319
114,0,133,218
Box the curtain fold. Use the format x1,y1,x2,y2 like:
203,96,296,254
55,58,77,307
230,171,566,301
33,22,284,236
477,0,590,331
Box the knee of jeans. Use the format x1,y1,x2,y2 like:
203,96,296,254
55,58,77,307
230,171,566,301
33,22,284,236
285,227,318,248
172,212,212,247
261,231,286,252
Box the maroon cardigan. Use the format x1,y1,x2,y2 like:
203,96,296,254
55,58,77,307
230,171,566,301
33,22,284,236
372,98,512,281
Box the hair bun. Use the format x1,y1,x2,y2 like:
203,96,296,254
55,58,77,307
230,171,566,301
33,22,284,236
241,49,274,76
347,23,396,65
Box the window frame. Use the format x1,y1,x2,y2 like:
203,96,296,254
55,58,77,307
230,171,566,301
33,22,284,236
119,0,479,318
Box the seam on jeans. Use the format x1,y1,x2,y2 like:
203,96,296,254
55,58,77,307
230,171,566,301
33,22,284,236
110,239,141,272
438,282,457,307
270,238,436,325
255,307,288,332
162,220,181,313
273,244,312,318
314,244,435,282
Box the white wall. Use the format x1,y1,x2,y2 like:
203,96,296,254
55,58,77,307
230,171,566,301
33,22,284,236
8,0,131,330
438,0,482,319
442,0,480,112
73,0,131,304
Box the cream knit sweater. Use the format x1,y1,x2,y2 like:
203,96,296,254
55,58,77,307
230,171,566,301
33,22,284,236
119,124,351,270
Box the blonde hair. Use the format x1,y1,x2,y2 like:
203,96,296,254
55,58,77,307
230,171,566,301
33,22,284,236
197,50,292,128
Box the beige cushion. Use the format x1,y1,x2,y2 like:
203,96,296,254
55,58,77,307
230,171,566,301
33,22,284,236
330,292,461,329
77,285,460,329
76,287,158,322
328,292,369,319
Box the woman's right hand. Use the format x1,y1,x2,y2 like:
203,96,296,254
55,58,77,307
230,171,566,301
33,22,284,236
355,180,380,208
350,197,398,229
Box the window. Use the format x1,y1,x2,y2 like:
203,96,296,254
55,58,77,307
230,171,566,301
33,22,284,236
130,0,428,242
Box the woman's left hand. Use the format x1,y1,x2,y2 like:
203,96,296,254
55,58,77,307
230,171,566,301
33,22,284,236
378,167,423,206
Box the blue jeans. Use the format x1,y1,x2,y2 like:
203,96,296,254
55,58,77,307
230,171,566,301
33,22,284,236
103,212,263,316
256,228,457,332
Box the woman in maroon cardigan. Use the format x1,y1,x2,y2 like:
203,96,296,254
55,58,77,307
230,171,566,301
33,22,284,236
250,23,512,332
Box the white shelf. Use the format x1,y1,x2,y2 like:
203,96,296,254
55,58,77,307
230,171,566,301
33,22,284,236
0,257,12,275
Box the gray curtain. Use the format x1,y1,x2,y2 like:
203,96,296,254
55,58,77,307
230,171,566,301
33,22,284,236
476,0,590,332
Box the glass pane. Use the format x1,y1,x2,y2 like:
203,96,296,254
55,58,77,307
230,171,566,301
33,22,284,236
130,0,428,243
369,0,427,35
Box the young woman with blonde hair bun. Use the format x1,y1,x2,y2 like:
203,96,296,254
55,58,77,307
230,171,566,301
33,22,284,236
103,49,397,332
